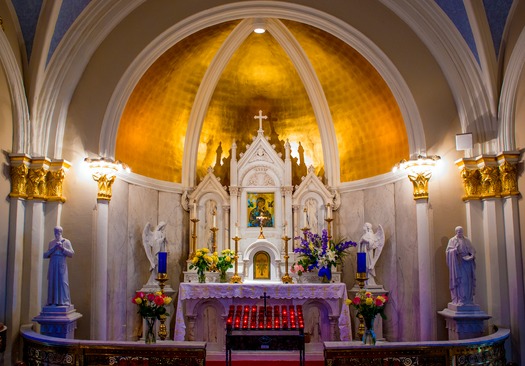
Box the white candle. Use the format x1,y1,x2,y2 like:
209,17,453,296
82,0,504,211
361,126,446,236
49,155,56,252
327,204,332,219
213,212,217,227
236,223,239,237
193,200,197,219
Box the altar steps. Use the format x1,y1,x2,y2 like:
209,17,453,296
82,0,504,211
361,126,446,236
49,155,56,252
207,351,324,366
207,360,324,366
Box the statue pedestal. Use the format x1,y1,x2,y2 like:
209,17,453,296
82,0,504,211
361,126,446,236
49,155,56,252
438,303,491,340
32,305,82,339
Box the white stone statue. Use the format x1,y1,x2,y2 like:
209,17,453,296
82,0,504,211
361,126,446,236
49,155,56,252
205,200,217,250
446,226,476,305
358,223,385,286
305,198,318,233
142,222,168,285
44,226,75,306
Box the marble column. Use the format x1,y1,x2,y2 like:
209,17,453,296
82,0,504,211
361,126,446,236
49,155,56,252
503,196,525,362
416,199,433,341
92,200,109,340
5,197,25,362
27,200,45,321
482,198,509,328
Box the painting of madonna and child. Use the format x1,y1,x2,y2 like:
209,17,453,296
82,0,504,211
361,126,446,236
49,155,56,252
247,192,274,228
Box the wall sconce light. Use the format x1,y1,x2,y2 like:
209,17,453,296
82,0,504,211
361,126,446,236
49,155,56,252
253,18,266,34
84,157,129,201
393,155,441,200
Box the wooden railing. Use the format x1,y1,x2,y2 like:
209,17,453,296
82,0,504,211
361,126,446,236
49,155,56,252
324,328,510,366
20,325,206,366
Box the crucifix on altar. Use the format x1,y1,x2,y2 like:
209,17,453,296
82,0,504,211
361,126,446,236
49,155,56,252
254,110,268,132
257,215,267,239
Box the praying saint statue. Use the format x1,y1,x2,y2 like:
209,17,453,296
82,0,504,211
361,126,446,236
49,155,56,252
44,226,75,306
142,222,168,285
358,223,385,286
446,226,476,306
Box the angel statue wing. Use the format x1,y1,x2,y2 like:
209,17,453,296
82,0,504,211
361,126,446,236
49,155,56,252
142,222,156,271
370,224,385,269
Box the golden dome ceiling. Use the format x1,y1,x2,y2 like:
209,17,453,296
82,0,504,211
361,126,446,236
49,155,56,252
116,19,408,185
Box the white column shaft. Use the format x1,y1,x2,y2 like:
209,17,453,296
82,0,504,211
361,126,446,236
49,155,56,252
482,198,509,327
5,198,26,362
28,201,45,319
416,200,433,341
92,200,109,340
503,196,525,363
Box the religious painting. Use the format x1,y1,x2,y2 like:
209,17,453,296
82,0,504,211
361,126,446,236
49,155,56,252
247,192,274,227
253,251,271,280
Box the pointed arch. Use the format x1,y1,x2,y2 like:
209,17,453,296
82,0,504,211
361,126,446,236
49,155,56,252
100,1,424,188
0,30,30,153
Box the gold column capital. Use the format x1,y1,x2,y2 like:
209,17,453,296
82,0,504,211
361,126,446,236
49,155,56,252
407,170,432,200
27,157,51,200
395,155,440,200
497,153,520,197
456,152,520,200
85,157,125,201
8,154,31,199
47,160,71,202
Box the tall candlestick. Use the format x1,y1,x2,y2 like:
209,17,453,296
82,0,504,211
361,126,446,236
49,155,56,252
158,252,167,273
357,252,367,273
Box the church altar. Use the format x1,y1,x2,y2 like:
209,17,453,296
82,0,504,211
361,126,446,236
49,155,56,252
174,282,352,350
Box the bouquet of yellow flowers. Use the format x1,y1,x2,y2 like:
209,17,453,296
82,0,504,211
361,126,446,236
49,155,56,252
216,249,235,273
189,247,217,282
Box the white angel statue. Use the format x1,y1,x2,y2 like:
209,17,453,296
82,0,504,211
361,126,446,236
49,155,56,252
358,223,385,286
142,221,168,285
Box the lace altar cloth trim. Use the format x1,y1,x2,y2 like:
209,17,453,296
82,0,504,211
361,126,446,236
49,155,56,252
174,283,351,341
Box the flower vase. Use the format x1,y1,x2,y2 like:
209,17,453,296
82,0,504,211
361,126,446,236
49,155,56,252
198,272,206,283
219,270,227,283
144,317,156,344
362,317,376,345
321,275,330,283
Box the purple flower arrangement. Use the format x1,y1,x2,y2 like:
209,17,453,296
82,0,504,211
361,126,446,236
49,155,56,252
293,229,356,280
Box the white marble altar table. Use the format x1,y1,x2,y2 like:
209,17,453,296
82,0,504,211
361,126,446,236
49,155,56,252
174,282,352,343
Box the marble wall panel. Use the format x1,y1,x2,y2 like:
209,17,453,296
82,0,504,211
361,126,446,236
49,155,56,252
158,191,185,334
336,190,364,287
126,185,158,340
393,179,419,341
107,179,129,341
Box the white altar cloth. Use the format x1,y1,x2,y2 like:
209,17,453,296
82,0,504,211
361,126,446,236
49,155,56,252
174,282,352,342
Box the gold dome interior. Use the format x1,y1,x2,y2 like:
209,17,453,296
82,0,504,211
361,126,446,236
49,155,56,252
116,19,408,184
